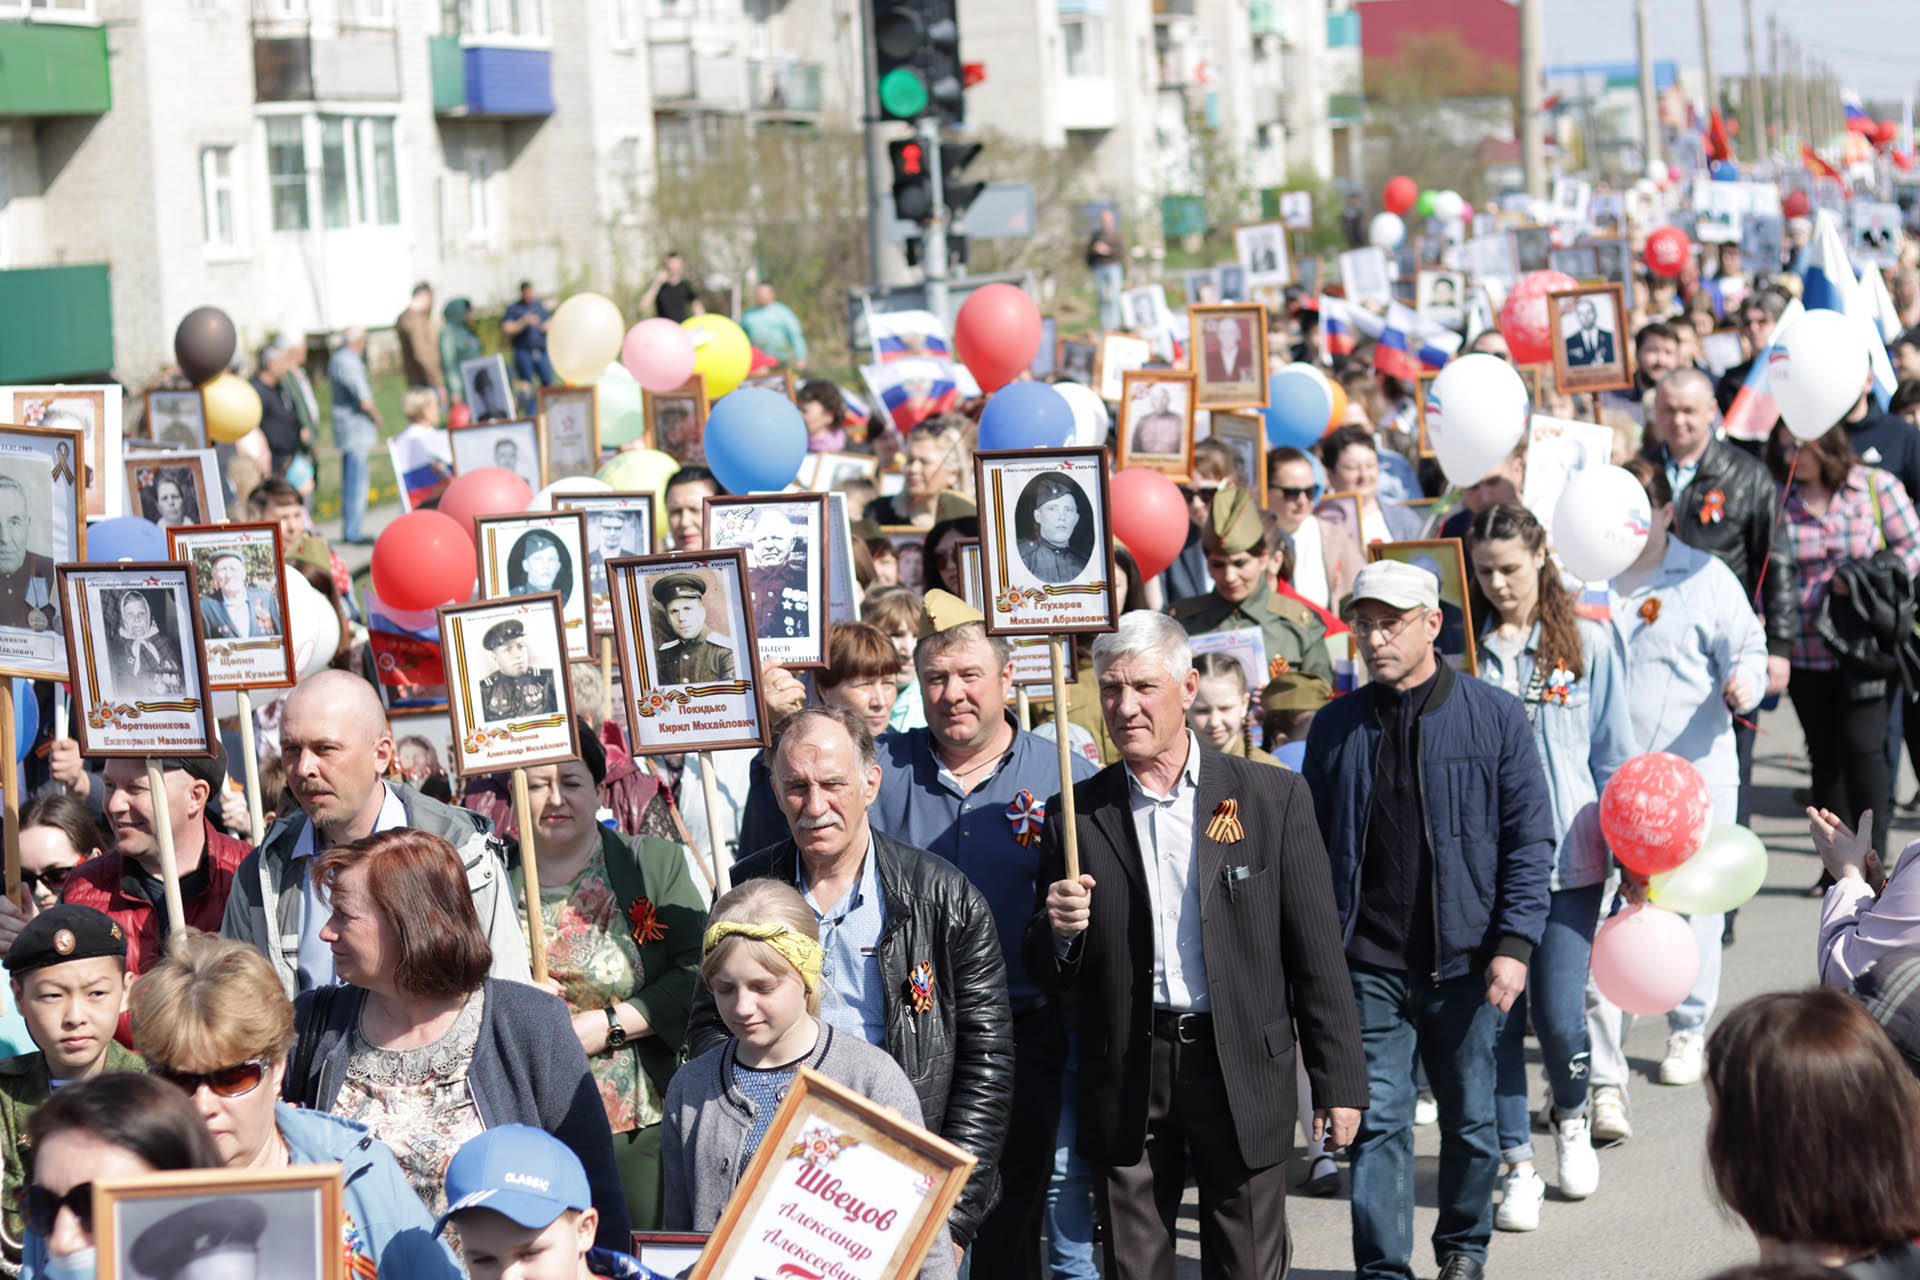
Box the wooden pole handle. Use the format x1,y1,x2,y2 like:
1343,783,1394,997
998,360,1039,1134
513,767,550,985
146,758,189,939
1049,639,1080,882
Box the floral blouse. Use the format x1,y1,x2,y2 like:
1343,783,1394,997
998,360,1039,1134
333,988,487,1218
540,848,663,1134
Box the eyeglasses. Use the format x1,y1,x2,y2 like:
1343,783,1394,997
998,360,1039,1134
152,1058,268,1099
24,1183,92,1238
18,865,75,894
1350,613,1420,645
1180,485,1222,503
1276,486,1319,502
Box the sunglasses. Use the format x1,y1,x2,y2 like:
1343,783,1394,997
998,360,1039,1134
1180,485,1222,502
24,1183,92,1238
18,865,75,894
152,1058,268,1099
1276,486,1320,501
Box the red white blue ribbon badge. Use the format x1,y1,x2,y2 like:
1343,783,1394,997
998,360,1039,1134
1006,790,1045,847
908,961,936,1013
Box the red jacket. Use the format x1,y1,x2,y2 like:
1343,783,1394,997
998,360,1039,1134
61,820,251,1045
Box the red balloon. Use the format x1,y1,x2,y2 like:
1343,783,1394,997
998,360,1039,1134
1876,120,1900,147
1109,468,1189,583
1645,226,1692,278
448,402,472,429
1497,270,1580,366
1782,190,1811,219
370,511,477,612
954,283,1043,394
438,467,533,540
1382,175,1418,216
1599,752,1713,878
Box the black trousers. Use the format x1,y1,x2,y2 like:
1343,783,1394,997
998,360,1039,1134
1093,1021,1291,1280
1790,667,1891,859
970,1004,1066,1280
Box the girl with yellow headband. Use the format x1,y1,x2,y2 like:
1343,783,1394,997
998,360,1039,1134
660,881,957,1279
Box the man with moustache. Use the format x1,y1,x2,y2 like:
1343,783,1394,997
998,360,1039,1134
0,475,58,633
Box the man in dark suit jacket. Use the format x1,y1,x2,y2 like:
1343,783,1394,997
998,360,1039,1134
1563,299,1614,368
1025,611,1367,1280
198,552,283,639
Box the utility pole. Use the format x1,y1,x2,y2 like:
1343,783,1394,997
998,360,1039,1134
1518,0,1545,197
1744,0,1766,164
1771,16,1789,148
860,0,888,289
1635,0,1660,176
919,118,949,323
1696,0,1716,134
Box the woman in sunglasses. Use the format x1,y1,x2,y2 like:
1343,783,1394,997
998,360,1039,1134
129,930,461,1279
16,794,104,919
19,1072,220,1279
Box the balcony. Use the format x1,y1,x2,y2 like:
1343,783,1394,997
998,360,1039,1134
0,20,109,116
650,42,747,112
1329,90,1364,122
1248,0,1283,39
254,26,401,101
0,263,111,381
429,35,554,117
746,57,821,118
1327,9,1360,49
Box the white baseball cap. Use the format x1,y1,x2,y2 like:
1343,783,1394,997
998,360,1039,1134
1344,559,1441,615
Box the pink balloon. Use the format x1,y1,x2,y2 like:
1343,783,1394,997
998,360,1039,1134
1110,468,1189,582
438,467,534,541
954,283,1043,393
1498,270,1581,366
622,318,698,394
1591,904,1700,1016
1599,750,1712,877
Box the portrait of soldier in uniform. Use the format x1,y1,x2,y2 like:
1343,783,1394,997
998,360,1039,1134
1015,473,1093,583
0,473,59,634
742,508,809,641
651,572,737,684
477,617,557,723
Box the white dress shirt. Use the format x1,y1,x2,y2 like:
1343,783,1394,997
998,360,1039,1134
291,783,409,988
1125,730,1210,1013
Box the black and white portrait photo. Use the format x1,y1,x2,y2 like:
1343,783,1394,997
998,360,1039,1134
1190,304,1267,409
559,495,655,638
1512,225,1553,275
144,389,207,448
107,588,186,699
461,353,516,423
449,417,544,494
1740,214,1786,276
97,1165,345,1280
1057,338,1097,387
1337,247,1392,308
0,422,82,681
1183,269,1221,306
1014,472,1094,583
1562,296,1615,367
539,385,600,481
607,550,769,757
1215,263,1248,302
1117,370,1196,475
1416,269,1467,327
478,616,557,722
1234,221,1290,286
1278,190,1312,231
475,511,590,661
975,448,1117,635
1548,284,1633,394
1121,286,1171,339
58,562,217,758
1096,333,1153,403
704,494,828,669
126,454,223,529
439,595,580,773
647,570,739,684
170,522,296,691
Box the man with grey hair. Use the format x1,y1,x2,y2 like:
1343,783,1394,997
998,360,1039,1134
686,702,1014,1271
251,333,305,480
1029,609,1366,1280
326,325,381,545
0,475,57,633
871,590,1096,1278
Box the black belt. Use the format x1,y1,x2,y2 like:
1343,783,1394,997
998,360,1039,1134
1151,1009,1212,1044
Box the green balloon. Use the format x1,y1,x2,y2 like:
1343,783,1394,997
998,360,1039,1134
1647,823,1768,915
594,362,647,447
1415,190,1438,218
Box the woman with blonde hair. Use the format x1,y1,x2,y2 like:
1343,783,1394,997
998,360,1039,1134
868,416,972,528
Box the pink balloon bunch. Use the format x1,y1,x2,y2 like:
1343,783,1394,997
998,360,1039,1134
621,318,698,393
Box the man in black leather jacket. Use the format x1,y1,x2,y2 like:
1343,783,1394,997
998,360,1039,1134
685,705,1014,1264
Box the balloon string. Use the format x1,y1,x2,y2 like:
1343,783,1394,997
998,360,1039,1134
1749,447,1799,612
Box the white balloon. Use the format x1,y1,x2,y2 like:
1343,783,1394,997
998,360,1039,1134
1425,354,1530,488
527,475,614,511
1554,466,1653,582
1433,190,1465,223
1770,309,1871,441
285,567,342,681
1368,212,1406,249
1053,380,1112,447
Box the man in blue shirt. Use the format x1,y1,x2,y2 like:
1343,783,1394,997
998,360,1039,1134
739,283,808,369
502,280,554,391
325,326,381,545
872,590,1096,1280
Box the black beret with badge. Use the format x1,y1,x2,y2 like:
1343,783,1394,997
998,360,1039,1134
5,904,126,975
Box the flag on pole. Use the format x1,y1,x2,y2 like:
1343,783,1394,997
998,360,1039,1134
1414,318,1462,371
864,306,953,363
1801,210,1898,404
860,358,964,433
1376,304,1426,380
1723,298,1806,442
1320,295,1357,357
1843,87,1869,128
1802,146,1843,182
1858,260,1904,343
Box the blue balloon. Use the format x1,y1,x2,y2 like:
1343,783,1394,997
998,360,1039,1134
703,387,808,494
1710,160,1739,182
1263,368,1331,450
10,679,35,760
85,516,168,563
977,382,1073,451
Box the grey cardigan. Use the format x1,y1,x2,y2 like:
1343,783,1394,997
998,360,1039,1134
661,1024,958,1280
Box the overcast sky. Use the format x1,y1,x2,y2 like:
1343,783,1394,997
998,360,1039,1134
1541,0,1919,104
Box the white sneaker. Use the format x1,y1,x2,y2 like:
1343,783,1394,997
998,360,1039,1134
1414,1089,1438,1126
1494,1165,1545,1232
1553,1112,1600,1199
1590,1086,1632,1143
1659,1031,1706,1085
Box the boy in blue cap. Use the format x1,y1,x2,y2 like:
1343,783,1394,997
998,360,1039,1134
439,1125,664,1280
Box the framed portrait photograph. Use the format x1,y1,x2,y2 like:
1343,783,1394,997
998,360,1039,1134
1739,215,1785,276
1416,270,1467,325
607,549,769,756
1466,233,1517,287
1206,411,1267,503
1116,370,1197,476
688,1068,976,1280
825,491,857,626
1337,247,1392,308
974,448,1118,637
10,384,121,520
1182,267,1221,306
647,376,711,465
740,368,797,399
1414,372,1441,458
1369,538,1478,674
1056,336,1098,387
449,415,544,493
1188,304,1268,410
557,493,656,642
633,1233,710,1276
704,493,830,669
94,1163,345,1280
1120,285,1174,340
882,526,926,593
391,709,458,782
143,388,208,448
1234,220,1291,287
56,562,218,759
801,450,882,493
123,450,225,529
1581,235,1635,310
1512,224,1553,275
1216,262,1250,302
1548,284,1633,394
538,384,601,482
1278,189,1313,231
1095,332,1153,403
1547,245,1600,282
475,511,592,662
438,592,581,774
460,353,517,423
166,522,293,690
954,538,1069,689
0,421,84,681
1313,491,1367,572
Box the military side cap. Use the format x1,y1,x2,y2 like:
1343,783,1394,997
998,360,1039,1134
6,904,126,975
1029,474,1076,508
934,490,977,523
651,572,707,606
482,619,526,650
130,1195,266,1280
1261,670,1332,714
1205,485,1265,555
918,588,984,639
286,532,332,576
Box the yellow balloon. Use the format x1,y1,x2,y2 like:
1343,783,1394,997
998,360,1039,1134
201,372,262,443
596,447,681,540
682,314,752,399
548,292,625,385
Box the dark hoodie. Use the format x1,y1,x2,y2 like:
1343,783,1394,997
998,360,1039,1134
439,297,483,402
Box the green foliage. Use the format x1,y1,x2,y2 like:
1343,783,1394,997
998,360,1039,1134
308,369,411,519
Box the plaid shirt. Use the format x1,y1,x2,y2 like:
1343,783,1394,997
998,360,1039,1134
1783,465,1920,669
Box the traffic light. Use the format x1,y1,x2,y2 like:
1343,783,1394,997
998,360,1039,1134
889,138,933,223
873,0,965,124
942,140,984,220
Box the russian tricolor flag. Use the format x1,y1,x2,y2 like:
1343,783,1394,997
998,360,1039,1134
1376,304,1426,381
866,308,953,363
1415,320,1461,372
1801,210,1897,405
1724,297,1803,441
860,358,962,434
1844,88,1869,127
1320,295,1356,357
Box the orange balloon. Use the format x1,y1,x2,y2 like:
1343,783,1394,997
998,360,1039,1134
1324,380,1348,435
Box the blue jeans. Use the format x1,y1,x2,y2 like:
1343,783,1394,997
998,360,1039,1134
340,442,371,541
1092,263,1124,331
1045,1039,1097,1280
1494,883,1603,1162
1349,963,1501,1280
514,346,555,391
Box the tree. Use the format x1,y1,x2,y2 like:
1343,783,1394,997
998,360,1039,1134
1361,29,1516,204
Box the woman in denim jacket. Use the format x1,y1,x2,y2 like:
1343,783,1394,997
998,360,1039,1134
1467,502,1637,1231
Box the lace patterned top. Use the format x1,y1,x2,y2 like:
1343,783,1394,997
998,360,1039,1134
332,988,486,1217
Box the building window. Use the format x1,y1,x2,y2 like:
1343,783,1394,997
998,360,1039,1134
339,0,392,24
319,115,402,229
612,0,638,45
265,116,310,232
368,118,400,224
320,117,351,228
1061,16,1104,78
200,145,240,250
0,0,97,19
468,152,493,238
463,0,547,39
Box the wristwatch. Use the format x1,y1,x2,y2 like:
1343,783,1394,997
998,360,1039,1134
603,1007,629,1051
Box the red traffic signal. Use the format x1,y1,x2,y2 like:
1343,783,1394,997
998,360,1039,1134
962,61,986,88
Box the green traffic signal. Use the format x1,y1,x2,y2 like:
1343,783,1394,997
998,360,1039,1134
879,68,930,119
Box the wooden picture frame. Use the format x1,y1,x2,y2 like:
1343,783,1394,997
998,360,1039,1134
1367,538,1479,674
1547,283,1633,394
1414,372,1441,458
0,420,85,682
1056,334,1098,387
556,492,657,643
474,510,593,662
687,1068,976,1280
606,548,771,757
537,384,601,483
1207,411,1268,503
703,493,832,670
632,1233,710,1276
123,449,224,528
1188,303,1270,410
1116,369,1197,477
438,592,582,775
95,1163,346,1280
56,561,219,760
646,375,712,465
801,451,882,492
1312,491,1367,573
166,522,295,691
740,368,797,400
954,539,1073,689
1233,219,1292,288
973,447,1120,638
448,416,545,493
10,384,120,519
143,387,208,449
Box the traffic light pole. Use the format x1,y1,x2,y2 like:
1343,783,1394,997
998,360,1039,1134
919,117,950,322
860,0,888,289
